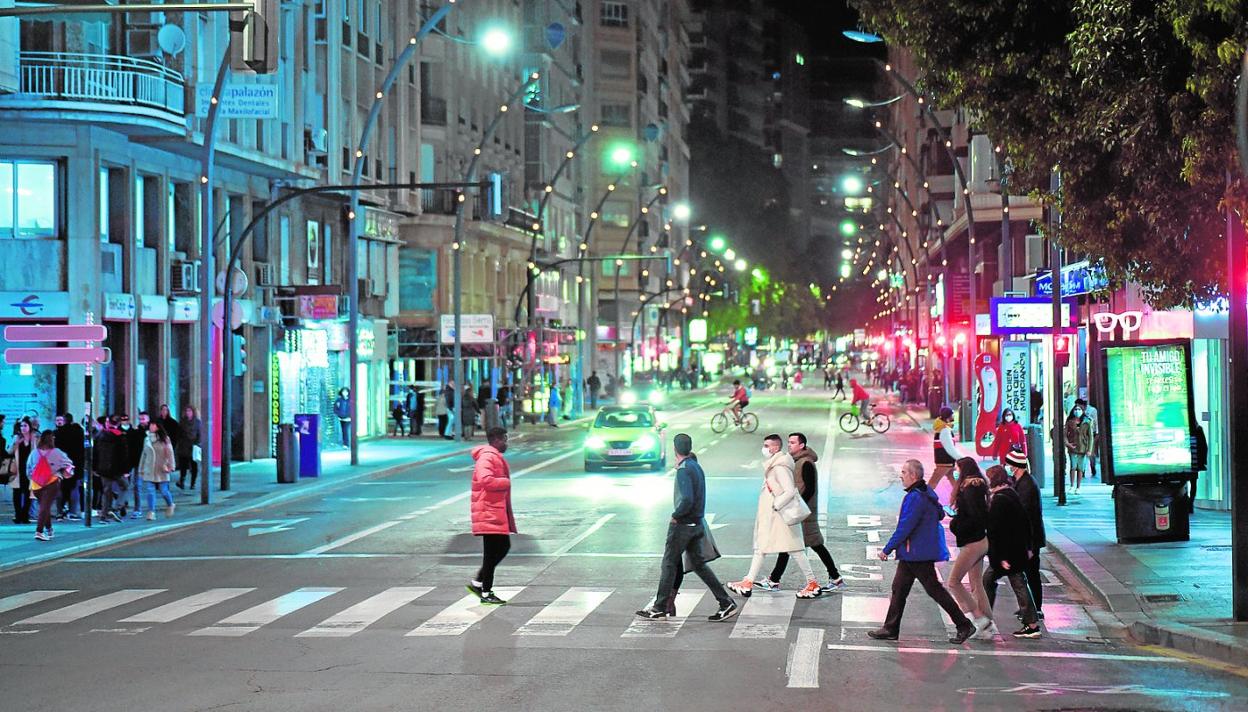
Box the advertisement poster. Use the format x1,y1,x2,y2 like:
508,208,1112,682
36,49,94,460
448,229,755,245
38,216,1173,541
1001,342,1031,424
1101,340,1195,479
973,351,1002,456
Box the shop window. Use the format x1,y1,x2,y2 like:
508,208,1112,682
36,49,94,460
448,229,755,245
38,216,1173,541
0,160,59,239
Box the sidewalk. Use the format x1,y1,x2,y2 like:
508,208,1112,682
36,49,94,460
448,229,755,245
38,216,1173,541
899,400,1248,667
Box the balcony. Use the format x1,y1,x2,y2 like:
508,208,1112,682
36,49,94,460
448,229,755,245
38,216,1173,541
0,52,186,131
421,95,448,126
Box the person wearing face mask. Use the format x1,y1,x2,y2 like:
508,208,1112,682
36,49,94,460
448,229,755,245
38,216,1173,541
1064,405,1093,492
991,408,1027,467
467,428,515,605
138,422,176,520
1006,449,1045,619
126,411,151,519
726,434,822,600
929,407,967,503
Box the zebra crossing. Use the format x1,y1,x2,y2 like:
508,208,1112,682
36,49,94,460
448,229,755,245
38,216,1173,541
0,585,1103,644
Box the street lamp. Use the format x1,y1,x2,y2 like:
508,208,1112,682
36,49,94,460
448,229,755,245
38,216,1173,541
479,26,513,56
672,202,692,222
734,259,747,272
844,94,905,109
842,29,884,43
841,175,865,195
840,220,858,237
708,235,727,252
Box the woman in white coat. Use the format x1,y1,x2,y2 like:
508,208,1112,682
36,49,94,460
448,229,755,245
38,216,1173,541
727,434,822,599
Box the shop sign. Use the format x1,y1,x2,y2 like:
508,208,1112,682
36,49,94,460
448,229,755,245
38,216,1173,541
688,318,708,343
1034,259,1109,297
139,295,169,322
990,297,1077,335
1001,342,1031,425
1099,339,1196,482
0,291,70,320
1091,310,1143,340
297,295,339,320
270,352,281,427
361,207,399,241
973,350,1002,457
536,294,560,314
440,314,493,344
103,293,136,321
170,297,199,323
743,326,758,346
358,322,375,359
195,82,279,119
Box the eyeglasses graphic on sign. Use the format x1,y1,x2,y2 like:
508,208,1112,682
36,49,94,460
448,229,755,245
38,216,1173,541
1092,311,1143,339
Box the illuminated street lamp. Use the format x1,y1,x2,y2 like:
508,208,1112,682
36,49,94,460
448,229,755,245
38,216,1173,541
723,248,736,260
840,220,858,237
734,259,747,271
671,202,692,222
708,234,727,252
841,175,865,194
841,248,854,260
480,26,513,56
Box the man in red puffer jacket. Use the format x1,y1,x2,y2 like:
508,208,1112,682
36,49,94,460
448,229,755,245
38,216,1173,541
467,427,516,605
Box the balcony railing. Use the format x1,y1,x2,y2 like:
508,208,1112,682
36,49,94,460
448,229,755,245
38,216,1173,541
13,51,185,116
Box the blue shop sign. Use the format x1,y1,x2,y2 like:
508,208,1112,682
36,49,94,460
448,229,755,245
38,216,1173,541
1034,260,1109,297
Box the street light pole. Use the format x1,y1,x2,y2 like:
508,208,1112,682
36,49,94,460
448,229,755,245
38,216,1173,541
613,186,666,383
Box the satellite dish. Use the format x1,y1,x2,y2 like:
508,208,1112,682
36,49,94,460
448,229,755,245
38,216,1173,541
157,24,186,56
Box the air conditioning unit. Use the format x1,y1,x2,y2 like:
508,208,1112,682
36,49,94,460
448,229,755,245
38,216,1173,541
171,260,201,294
358,278,376,297
1024,234,1047,274
127,29,160,57
255,262,276,287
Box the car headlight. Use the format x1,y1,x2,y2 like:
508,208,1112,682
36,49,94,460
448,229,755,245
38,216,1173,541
648,389,664,404
585,435,607,450
620,391,638,405
633,434,658,451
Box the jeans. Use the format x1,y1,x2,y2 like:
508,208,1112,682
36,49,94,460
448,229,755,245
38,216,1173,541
131,473,143,512
141,479,174,513
59,475,81,516
34,484,58,534
770,544,841,582
656,523,732,609
983,562,1038,625
339,419,351,447
476,534,510,591
881,560,971,635
100,476,125,516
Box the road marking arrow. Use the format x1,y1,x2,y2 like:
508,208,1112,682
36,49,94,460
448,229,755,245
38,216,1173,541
705,513,729,530
230,517,309,537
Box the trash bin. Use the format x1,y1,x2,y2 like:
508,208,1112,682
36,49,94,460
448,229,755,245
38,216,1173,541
293,413,322,478
482,399,500,430
1025,424,1046,490
276,424,298,484
1114,480,1191,544
927,385,943,419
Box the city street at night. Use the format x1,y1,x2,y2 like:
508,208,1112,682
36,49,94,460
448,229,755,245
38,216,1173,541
1,388,1243,710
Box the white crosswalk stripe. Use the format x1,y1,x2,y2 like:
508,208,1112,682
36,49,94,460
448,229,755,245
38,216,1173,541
121,588,255,623
189,587,343,637
406,587,525,637
0,590,75,614
730,593,796,639
515,587,612,637
15,589,165,625
621,591,707,638
296,587,434,638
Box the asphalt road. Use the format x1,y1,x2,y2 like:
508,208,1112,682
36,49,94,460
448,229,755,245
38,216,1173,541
0,386,1243,711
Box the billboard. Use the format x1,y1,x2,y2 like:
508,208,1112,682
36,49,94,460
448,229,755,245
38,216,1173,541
990,296,1078,335
1099,339,1196,482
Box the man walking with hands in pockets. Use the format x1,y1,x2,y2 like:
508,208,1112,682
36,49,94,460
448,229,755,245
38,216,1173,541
636,433,738,622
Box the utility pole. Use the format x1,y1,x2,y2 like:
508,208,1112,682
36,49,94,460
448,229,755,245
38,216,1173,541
1050,169,1067,506
1232,49,1248,622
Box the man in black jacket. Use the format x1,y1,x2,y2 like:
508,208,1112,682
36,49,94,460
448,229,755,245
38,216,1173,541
1006,449,1045,618
54,413,85,520
983,465,1041,638
125,411,150,518
93,416,130,523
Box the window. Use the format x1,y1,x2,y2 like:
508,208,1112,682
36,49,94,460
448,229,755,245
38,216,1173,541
601,1,628,28
603,199,632,228
0,160,58,239
599,49,631,81
600,103,631,128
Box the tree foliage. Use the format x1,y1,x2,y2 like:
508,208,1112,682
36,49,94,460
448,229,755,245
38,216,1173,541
851,0,1248,307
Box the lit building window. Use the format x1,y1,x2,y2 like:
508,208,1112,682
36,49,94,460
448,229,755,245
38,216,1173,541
601,1,628,28
773,153,783,168
0,160,58,239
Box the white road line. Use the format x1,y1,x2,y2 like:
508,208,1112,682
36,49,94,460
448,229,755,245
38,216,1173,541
515,587,613,636
823,643,1171,662
839,594,890,623
304,449,583,554
730,593,797,639
121,588,255,623
622,590,706,638
820,399,837,522
188,587,342,637
15,589,165,625
552,514,617,556
787,627,825,688
295,586,434,637
0,590,74,614
406,587,525,637
336,497,414,502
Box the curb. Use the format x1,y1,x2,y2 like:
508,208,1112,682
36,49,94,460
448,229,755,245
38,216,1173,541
1129,619,1248,668
0,445,474,575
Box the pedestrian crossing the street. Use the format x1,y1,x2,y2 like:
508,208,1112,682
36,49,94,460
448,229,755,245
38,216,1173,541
0,585,1105,644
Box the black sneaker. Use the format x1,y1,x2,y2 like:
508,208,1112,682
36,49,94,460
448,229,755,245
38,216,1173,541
949,622,976,644
107,511,123,523
1012,624,1042,639
866,628,899,641
480,591,507,605
465,583,484,601
635,607,667,620
707,602,738,622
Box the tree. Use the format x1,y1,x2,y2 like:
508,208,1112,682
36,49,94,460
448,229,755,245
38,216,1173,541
851,0,1248,308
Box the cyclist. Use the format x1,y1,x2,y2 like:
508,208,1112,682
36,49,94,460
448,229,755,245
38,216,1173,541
849,377,871,420
729,380,750,424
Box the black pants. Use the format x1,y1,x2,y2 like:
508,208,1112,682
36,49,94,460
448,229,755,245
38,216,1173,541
984,562,1038,625
1024,554,1043,613
771,544,841,583
832,385,845,400
412,412,424,436
100,476,124,516
656,523,732,609
338,419,351,447
881,560,971,635
477,534,511,592
34,484,58,534
437,414,449,438
12,472,30,523
177,456,199,488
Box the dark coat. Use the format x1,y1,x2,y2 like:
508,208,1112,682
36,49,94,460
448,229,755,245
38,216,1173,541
1013,472,1046,550
54,423,85,473
125,427,146,472
792,447,824,547
92,428,129,479
986,487,1033,571
176,418,201,459
949,477,989,547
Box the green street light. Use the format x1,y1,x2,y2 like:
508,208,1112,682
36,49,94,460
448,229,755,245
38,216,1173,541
839,220,858,237
607,142,636,168
708,235,727,252
480,26,514,56
840,262,852,279
734,259,747,271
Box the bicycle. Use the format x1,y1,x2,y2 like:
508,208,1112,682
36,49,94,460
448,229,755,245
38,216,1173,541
838,402,890,434
711,406,759,434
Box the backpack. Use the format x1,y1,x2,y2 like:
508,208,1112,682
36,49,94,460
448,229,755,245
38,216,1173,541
30,453,57,488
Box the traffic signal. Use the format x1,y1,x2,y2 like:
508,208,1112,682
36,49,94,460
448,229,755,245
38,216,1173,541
230,0,280,74
232,333,247,376
1054,335,1071,367
485,172,504,221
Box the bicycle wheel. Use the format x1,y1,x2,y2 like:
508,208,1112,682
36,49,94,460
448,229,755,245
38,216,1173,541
870,414,891,433
838,412,859,433
710,412,729,433
740,412,759,433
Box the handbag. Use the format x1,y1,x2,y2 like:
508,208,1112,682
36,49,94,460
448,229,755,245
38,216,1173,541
771,482,811,526
682,521,721,573
1,456,16,486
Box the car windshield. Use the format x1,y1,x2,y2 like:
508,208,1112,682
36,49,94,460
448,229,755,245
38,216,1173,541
594,410,654,428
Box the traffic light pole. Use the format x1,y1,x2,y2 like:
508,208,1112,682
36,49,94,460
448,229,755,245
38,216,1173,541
1230,50,1248,622
1050,169,1067,507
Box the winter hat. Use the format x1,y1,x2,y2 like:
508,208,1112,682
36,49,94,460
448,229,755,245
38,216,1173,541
1005,448,1029,470
938,406,954,420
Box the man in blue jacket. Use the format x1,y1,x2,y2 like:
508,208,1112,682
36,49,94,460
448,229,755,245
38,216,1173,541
636,433,738,622
869,458,976,644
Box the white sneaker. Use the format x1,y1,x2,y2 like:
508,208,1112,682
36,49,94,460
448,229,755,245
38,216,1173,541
975,619,999,640
166,503,176,517
754,578,781,592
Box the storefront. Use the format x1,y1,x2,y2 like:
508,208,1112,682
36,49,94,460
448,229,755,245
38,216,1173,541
0,291,68,421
